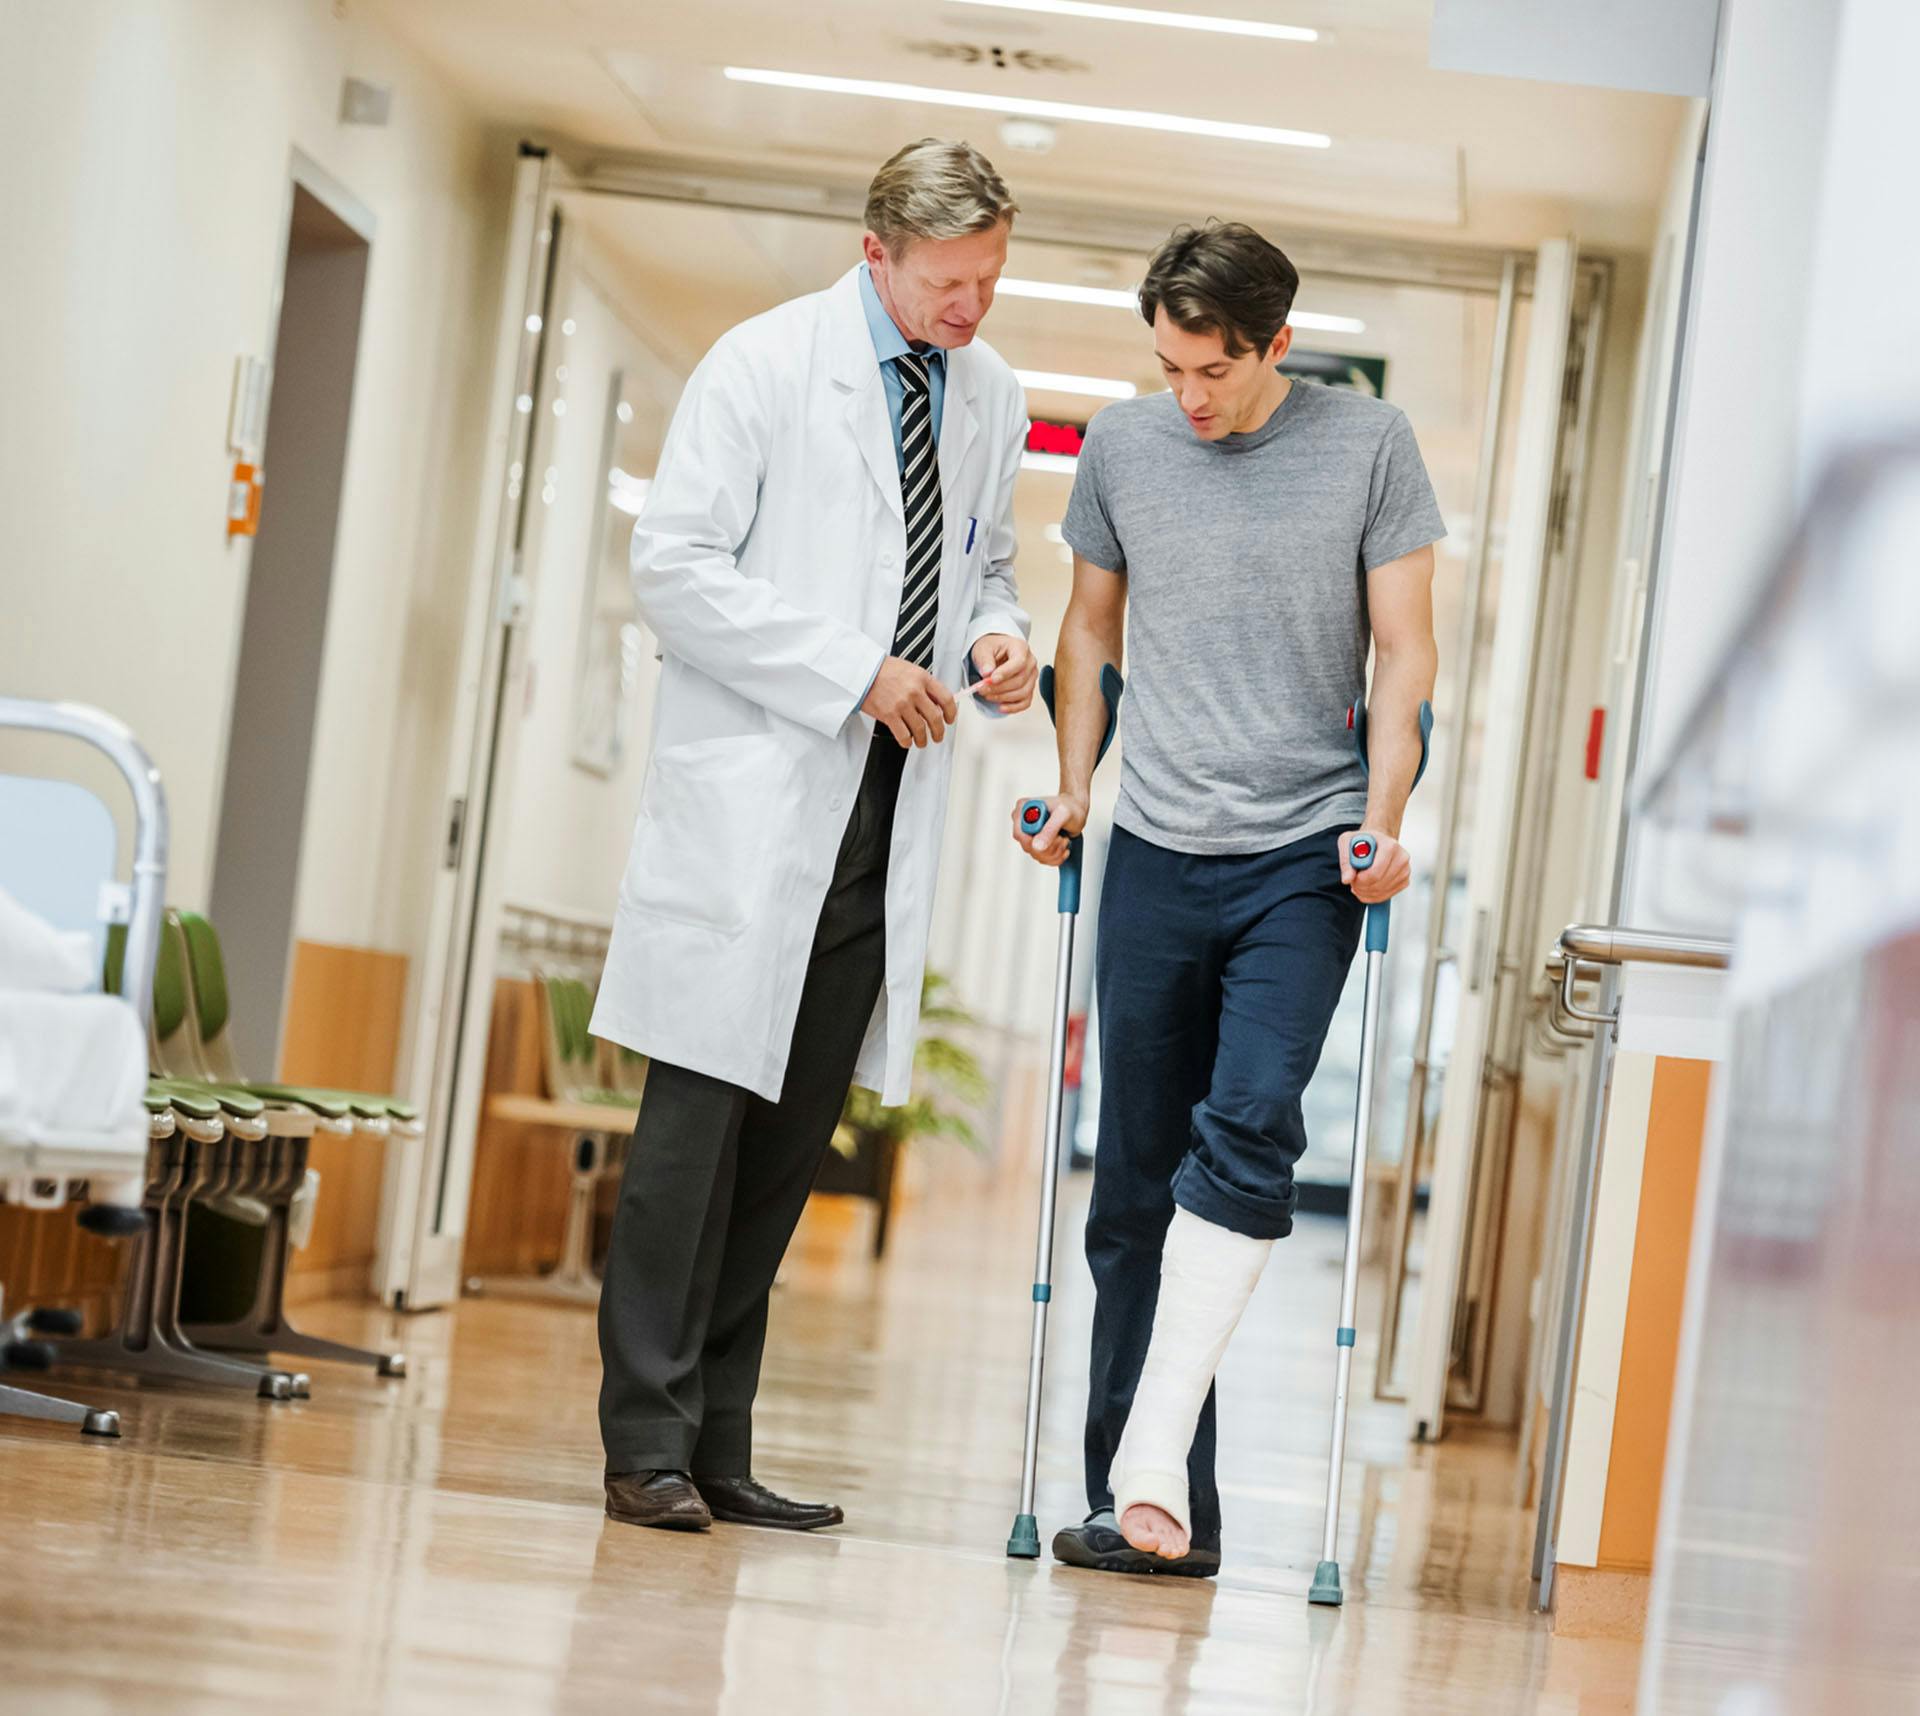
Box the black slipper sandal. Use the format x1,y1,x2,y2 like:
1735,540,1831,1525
1050,1509,1221,1579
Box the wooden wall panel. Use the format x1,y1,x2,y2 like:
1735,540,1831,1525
1596,1055,1712,1572
459,978,573,1279
278,939,406,1304
0,1203,124,1330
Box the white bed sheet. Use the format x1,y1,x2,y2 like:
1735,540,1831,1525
0,992,149,1190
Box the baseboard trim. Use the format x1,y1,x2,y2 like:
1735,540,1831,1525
1553,1564,1650,1639
284,1261,374,1308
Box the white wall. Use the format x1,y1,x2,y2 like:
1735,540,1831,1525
0,1,509,984
1792,0,1920,477
496,230,689,920
1628,0,1844,834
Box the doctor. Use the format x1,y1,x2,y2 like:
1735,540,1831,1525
590,139,1036,1535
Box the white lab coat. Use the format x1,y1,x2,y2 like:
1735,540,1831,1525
589,267,1031,1105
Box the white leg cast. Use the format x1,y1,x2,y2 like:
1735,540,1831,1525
1110,1206,1273,1543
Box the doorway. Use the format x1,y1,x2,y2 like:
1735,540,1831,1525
207,168,372,1076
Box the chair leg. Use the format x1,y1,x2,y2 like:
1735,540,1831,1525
52,1136,307,1401
185,1133,406,1376
0,1379,120,1438
466,1132,605,1306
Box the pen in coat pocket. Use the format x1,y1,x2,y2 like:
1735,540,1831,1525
965,516,977,553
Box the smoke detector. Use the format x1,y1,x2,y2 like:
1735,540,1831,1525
1000,118,1058,154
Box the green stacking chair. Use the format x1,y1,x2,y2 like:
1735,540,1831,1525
154,915,407,1380
539,972,639,1109
65,925,310,1399
601,1037,649,1100
171,910,422,1137
106,923,275,1145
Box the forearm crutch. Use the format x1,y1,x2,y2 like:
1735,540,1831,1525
1309,694,1433,1607
1007,662,1123,1560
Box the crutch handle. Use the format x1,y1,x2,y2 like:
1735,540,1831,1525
1348,833,1390,952
1020,665,1125,917
1020,798,1087,912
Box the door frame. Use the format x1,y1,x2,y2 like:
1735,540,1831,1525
1404,237,1581,1442
204,150,377,1078
376,146,571,1308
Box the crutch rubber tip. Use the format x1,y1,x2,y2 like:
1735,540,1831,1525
1007,1514,1042,1559
1307,1560,1344,1606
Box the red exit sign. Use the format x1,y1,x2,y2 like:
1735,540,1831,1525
1027,419,1086,458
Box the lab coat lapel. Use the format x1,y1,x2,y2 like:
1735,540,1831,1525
938,354,979,510
825,268,905,522
846,378,903,522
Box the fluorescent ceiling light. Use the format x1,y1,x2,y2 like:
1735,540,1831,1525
949,0,1317,43
1289,311,1368,335
1014,368,1137,400
723,67,1331,150
1022,451,1081,474
998,276,1364,334
1000,277,1136,310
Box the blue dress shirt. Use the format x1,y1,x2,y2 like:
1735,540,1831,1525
859,263,946,470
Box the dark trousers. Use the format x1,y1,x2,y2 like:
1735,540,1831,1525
597,734,902,1476
1082,823,1363,1543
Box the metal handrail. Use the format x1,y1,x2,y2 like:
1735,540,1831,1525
1553,923,1732,1028
1540,953,1599,1042
0,698,168,1028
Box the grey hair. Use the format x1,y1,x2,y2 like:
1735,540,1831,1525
864,139,1019,255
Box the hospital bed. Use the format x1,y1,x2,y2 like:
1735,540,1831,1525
0,697,166,1435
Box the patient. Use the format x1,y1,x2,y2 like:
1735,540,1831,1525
1014,219,1442,1574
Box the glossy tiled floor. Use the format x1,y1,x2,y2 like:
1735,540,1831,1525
0,1140,1640,1713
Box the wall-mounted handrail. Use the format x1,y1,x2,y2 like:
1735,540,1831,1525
1553,923,1731,1028
1558,924,1733,969
1539,953,1598,1043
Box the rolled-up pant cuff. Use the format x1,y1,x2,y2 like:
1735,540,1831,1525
1171,1154,1294,1241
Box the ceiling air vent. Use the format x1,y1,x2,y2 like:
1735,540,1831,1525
900,41,1089,75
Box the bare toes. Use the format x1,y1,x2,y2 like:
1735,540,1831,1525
1121,1503,1190,1559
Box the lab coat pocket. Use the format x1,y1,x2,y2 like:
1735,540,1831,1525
622,735,781,935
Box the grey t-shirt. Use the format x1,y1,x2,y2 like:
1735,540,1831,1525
1061,383,1445,855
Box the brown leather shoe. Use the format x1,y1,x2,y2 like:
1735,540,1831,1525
605,1469,712,1532
693,1475,843,1531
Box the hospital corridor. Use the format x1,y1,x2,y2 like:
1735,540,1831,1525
1,2,1916,1713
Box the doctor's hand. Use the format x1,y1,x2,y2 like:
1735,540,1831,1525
1013,791,1088,868
1340,830,1411,904
864,657,959,748
970,634,1038,714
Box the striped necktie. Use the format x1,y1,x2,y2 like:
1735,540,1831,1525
891,351,943,670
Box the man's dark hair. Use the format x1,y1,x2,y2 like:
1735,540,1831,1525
1138,221,1300,358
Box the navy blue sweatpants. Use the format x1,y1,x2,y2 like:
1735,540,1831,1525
1081,822,1363,1543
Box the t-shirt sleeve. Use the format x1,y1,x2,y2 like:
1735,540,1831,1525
1361,410,1447,572
1060,419,1126,573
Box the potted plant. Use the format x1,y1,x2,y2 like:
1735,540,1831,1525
813,972,986,1258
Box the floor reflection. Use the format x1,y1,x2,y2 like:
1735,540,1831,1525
0,1113,1639,1712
